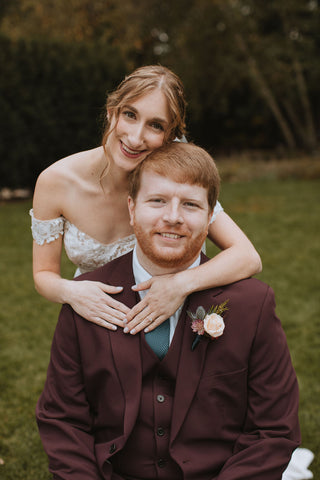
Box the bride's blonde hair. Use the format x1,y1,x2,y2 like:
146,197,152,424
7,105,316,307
102,65,187,149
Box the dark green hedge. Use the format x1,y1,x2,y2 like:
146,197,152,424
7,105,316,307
0,35,126,188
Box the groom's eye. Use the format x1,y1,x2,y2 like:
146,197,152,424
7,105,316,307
185,201,199,208
149,198,165,204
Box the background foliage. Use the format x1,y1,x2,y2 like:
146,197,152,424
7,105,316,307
0,0,319,188
0,35,125,188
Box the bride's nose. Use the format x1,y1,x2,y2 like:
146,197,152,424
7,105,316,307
127,124,145,148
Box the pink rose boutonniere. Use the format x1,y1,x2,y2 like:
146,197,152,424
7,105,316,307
188,300,229,351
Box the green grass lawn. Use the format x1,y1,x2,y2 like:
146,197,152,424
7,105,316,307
1,178,319,479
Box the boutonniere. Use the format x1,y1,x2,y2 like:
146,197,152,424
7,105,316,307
188,300,229,351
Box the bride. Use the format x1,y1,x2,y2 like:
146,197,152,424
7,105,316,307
30,64,262,334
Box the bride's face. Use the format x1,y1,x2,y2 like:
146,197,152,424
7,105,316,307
106,89,171,172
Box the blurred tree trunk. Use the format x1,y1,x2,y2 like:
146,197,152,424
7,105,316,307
235,33,296,150
221,0,319,151
293,59,317,150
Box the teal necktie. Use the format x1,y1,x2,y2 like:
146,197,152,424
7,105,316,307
145,319,170,360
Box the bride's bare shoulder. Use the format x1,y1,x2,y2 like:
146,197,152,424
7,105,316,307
33,147,104,216
36,147,104,188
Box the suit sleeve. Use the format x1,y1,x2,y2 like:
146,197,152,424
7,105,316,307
216,286,300,480
36,304,122,480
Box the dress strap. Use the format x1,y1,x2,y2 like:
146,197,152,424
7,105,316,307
29,209,65,245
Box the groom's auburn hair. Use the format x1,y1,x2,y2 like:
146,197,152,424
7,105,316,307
129,142,220,210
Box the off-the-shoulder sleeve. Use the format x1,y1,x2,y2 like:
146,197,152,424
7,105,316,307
29,209,65,245
210,200,224,223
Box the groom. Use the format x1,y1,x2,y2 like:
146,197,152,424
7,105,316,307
36,142,300,479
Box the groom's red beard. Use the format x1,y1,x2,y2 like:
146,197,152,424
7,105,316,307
133,223,207,269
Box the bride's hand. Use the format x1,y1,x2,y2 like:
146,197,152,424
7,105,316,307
124,274,187,334
67,280,130,330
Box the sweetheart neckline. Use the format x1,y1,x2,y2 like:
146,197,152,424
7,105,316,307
64,218,135,248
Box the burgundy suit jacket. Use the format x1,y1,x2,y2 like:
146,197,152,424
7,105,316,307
36,252,300,480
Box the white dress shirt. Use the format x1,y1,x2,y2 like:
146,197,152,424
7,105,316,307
132,247,201,344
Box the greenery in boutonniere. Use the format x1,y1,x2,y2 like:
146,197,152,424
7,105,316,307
188,300,229,350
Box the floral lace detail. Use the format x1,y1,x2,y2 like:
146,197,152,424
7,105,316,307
30,209,64,245
63,220,136,275
29,209,136,275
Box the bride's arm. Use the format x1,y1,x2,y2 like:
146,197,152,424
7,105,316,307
124,211,262,334
32,169,129,329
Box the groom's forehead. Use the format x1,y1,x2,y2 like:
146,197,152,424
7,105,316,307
138,170,205,196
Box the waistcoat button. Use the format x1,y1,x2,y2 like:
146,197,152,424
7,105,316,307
109,443,116,454
157,458,167,468
156,394,165,403
157,426,165,436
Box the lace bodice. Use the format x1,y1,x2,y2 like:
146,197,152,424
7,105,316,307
30,201,223,275
30,210,136,275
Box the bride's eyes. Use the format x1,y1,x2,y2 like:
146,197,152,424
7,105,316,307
123,110,136,119
150,122,164,132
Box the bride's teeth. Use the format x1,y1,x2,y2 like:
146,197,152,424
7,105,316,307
122,143,140,155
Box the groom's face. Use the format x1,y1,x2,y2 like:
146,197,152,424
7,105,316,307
128,169,212,273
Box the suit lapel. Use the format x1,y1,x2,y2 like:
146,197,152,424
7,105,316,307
170,287,223,444
104,253,143,443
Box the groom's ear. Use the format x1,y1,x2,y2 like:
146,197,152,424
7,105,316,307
128,196,135,226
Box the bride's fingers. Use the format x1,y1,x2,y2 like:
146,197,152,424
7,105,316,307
89,317,121,331
124,310,167,334
124,307,153,333
125,299,148,323
104,297,130,315
98,304,128,323
98,287,130,315
143,316,167,333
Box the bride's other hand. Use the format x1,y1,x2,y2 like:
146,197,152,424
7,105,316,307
67,280,129,330
124,274,187,334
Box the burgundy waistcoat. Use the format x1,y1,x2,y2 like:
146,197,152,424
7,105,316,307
111,316,186,479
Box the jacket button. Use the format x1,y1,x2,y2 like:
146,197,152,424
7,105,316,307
109,443,116,454
156,394,165,403
157,426,165,436
157,458,167,468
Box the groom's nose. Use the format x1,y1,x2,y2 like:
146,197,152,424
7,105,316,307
162,200,183,224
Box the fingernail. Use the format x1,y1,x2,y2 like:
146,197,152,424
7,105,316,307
115,286,123,291
112,326,117,331
130,329,136,335
144,327,149,333
123,327,129,333
123,318,127,324
131,285,138,290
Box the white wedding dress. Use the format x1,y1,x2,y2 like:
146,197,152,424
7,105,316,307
29,205,314,479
